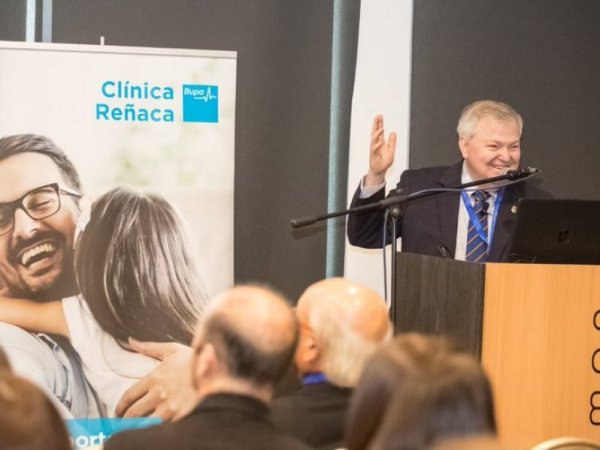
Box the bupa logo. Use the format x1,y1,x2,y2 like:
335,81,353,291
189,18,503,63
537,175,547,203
182,84,219,123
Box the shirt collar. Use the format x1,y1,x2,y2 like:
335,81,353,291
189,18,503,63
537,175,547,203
461,162,498,197
302,372,328,386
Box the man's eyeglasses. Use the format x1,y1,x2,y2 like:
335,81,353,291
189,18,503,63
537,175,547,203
0,183,81,237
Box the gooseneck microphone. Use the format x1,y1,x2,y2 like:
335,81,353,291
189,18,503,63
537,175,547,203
457,166,542,190
505,167,540,179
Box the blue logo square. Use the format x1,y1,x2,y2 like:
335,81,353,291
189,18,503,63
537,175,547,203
182,84,219,123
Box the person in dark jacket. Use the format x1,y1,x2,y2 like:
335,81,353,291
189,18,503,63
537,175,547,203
105,285,314,450
272,278,392,450
347,100,552,262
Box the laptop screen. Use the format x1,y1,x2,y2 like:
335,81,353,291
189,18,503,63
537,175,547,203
508,198,600,264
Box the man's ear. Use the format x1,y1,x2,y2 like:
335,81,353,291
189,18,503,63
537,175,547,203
458,136,469,159
76,194,93,217
73,194,93,247
297,328,321,366
193,343,219,385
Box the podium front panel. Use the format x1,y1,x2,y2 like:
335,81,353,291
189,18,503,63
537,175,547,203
395,252,485,357
482,263,600,447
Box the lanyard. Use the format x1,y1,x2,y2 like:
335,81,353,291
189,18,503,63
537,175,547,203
460,188,504,247
302,372,327,386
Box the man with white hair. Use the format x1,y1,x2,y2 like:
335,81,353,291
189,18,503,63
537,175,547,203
347,100,552,262
271,277,392,450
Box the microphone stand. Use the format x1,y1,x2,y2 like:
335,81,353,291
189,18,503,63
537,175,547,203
291,168,536,227
388,203,402,325
290,168,539,326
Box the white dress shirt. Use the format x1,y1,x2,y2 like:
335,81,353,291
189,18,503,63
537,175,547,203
454,164,497,260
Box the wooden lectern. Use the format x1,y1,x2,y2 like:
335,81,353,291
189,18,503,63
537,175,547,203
394,252,600,448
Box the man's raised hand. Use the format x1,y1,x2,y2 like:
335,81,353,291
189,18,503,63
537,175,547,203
365,114,397,186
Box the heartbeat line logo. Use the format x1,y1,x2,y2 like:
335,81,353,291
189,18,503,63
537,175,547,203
182,84,219,123
193,86,217,102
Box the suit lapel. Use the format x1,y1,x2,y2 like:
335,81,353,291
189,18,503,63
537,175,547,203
436,163,463,257
429,162,527,261
489,184,521,261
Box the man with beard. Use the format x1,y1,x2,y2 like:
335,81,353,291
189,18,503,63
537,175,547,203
0,134,101,417
271,278,392,450
0,134,195,419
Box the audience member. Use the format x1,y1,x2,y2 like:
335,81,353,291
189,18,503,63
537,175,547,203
272,277,392,450
104,285,315,450
0,373,71,450
345,333,497,450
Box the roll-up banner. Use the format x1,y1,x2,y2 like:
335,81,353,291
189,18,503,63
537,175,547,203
0,41,236,447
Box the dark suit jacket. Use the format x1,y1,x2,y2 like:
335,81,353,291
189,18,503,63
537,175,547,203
271,382,352,450
104,393,315,450
347,162,552,261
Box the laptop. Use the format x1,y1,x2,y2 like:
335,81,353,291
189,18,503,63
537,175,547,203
508,198,600,264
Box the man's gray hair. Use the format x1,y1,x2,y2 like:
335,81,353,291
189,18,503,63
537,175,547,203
457,100,523,139
309,304,392,388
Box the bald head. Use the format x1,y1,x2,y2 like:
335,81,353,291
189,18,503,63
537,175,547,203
295,277,392,387
193,285,298,388
297,278,390,343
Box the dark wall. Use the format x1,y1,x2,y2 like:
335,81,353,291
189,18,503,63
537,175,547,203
46,0,359,300
410,0,600,200
0,0,27,41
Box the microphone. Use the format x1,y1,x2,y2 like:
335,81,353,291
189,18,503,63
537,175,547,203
457,167,541,190
505,167,540,179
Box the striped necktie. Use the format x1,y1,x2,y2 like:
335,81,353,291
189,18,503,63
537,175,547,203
465,190,491,262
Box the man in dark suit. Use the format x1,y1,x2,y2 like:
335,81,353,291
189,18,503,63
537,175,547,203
104,285,313,450
347,100,552,262
271,278,392,450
